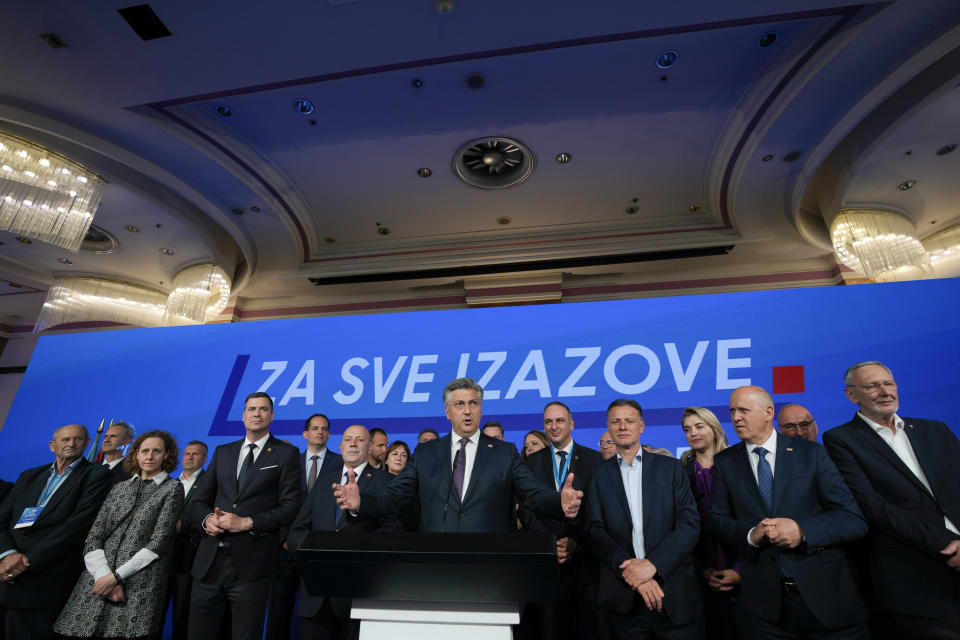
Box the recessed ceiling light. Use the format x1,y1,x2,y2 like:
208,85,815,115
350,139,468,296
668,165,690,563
125,224,140,233
231,207,245,216
555,153,571,164
250,206,261,212
762,154,774,162
215,105,233,118
897,180,917,191
656,50,679,69
757,31,780,48
377,227,391,236
625,207,639,214
411,78,423,89
466,73,485,90
58,257,73,264
936,143,957,156
497,216,511,225
689,204,702,212
324,236,336,243
293,99,315,115
417,168,433,178
783,150,802,162
159,247,175,255
15,236,31,244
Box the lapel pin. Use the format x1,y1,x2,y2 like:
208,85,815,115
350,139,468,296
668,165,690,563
786,447,793,452
267,448,272,452
487,443,493,448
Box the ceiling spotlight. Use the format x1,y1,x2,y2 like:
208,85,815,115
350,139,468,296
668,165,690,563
215,105,233,118
625,206,639,214
497,216,511,225
936,144,956,156
757,31,780,48
783,150,802,162
324,236,336,243
433,0,457,15
250,205,261,212
230,207,245,216
762,154,774,162
15,236,32,244
555,153,572,164
159,247,175,255
293,99,315,115
417,168,433,178
58,257,73,264
655,50,679,69
689,204,702,212
377,226,392,236
125,224,140,233
466,73,485,90
411,78,423,89
897,180,917,191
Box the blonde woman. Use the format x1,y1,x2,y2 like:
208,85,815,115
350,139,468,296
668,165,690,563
680,408,752,640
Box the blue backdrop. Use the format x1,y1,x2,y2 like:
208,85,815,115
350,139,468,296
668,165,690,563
3,278,958,475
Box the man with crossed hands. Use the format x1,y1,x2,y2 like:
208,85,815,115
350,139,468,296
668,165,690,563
586,399,702,639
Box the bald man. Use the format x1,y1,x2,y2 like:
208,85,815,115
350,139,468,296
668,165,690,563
777,404,819,442
709,386,869,638
0,425,111,640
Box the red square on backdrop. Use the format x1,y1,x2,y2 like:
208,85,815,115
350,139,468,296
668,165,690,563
772,365,805,394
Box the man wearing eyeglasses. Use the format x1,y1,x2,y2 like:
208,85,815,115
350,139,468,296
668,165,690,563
777,404,819,442
333,377,584,533
598,432,617,461
823,361,960,639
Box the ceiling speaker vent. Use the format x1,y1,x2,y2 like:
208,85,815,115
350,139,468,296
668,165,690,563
453,136,534,190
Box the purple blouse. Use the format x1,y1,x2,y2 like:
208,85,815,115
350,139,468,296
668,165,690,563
691,460,739,573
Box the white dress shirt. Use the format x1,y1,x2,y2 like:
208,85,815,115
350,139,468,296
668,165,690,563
84,472,170,581
860,412,959,534
236,432,271,479
179,470,200,496
616,449,645,559
549,441,575,490
104,458,124,470
450,430,481,498
305,448,328,486
340,461,368,484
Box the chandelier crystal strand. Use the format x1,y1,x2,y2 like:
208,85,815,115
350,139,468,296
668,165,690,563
830,207,931,282
163,263,231,325
35,277,167,332
0,132,106,251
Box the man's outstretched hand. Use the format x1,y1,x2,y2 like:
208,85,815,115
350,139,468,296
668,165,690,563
561,474,583,518
332,469,360,511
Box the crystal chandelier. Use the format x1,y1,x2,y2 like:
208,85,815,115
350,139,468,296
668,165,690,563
0,131,107,251
34,277,167,332
831,207,931,282
923,223,960,277
163,263,232,325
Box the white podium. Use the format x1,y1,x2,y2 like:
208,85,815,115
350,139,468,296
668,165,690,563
352,599,520,640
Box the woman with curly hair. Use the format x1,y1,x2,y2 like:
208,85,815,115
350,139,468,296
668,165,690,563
54,430,184,639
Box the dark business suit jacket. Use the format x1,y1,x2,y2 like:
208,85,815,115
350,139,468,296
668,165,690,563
278,450,343,544
709,435,868,629
0,458,111,609
520,442,603,582
171,469,206,574
186,435,302,582
287,465,399,617
586,452,702,625
823,415,960,618
107,460,131,486
362,433,562,532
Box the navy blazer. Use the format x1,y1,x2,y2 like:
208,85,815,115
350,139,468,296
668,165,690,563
287,464,399,617
520,442,603,581
709,435,868,629
299,449,343,495
0,458,111,608
823,415,960,617
171,468,206,574
361,433,562,532
585,451,701,624
186,435,302,581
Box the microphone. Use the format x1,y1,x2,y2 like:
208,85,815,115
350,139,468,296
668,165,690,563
440,452,460,533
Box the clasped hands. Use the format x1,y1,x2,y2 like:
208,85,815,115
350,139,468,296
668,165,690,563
91,573,125,603
0,552,29,583
749,517,804,548
204,507,253,535
704,568,741,591
941,540,960,571
556,537,577,564
619,558,663,611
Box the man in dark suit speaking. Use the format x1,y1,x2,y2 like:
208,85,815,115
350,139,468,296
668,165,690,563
824,361,960,639
710,386,869,639
334,377,583,532
0,424,111,640
586,399,702,639
186,392,302,640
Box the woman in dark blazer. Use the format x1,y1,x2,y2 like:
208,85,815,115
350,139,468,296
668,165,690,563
54,430,183,639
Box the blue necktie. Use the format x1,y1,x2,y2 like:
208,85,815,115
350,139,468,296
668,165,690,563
556,450,569,488
334,471,348,528
754,446,773,513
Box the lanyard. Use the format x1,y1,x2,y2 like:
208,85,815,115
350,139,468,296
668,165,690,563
550,446,572,489
37,466,70,507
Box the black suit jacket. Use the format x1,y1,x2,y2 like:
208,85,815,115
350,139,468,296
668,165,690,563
106,460,131,486
823,415,960,617
299,449,343,495
171,468,206,574
361,433,562,532
186,435,302,581
520,442,603,583
287,464,399,617
586,451,701,624
709,435,868,629
0,458,111,609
